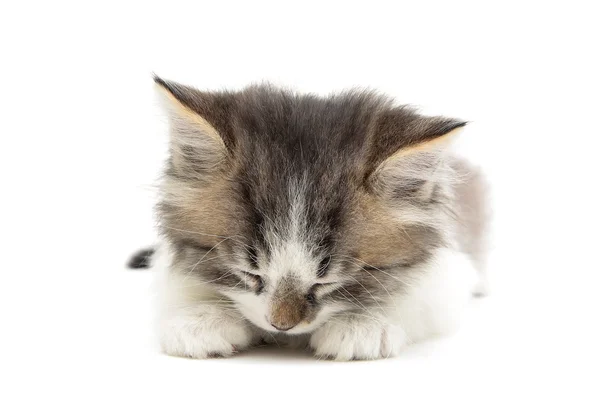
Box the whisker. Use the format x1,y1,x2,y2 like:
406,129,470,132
342,274,386,313
158,225,252,250
362,268,397,306
337,286,373,317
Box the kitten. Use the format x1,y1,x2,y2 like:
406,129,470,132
129,76,490,361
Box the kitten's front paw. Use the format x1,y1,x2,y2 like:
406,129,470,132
159,306,256,359
309,315,403,361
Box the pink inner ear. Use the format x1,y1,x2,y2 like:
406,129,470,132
364,107,466,184
154,75,237,150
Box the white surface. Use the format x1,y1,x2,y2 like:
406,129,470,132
1,1,599,399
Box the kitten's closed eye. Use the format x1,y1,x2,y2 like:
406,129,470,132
311,282,334,290
306,283,334,305
309,282,337,300
243,271,264,294
305,291,317,305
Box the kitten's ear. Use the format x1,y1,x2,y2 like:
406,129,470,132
366,108,467,198
154,76,234,177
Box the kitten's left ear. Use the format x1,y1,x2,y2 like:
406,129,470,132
366,108,467,197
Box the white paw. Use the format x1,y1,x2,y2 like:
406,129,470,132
159,306,255,359
309,315,404,361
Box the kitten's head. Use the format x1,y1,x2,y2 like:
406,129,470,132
155,77,465,334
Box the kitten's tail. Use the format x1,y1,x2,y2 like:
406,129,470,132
127,248,155,269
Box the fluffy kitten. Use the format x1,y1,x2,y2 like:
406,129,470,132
129,76,489,361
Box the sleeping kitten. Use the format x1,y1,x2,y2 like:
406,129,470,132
129,76,489,361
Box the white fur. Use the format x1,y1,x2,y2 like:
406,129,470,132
309,248,477,360
155,239,477,359
153,243,258,358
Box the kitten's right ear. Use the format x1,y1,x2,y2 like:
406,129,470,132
154,76,233,177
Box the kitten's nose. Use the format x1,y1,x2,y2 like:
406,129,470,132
270,322,296,331
268,276,307,331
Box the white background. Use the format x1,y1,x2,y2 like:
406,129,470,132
1,1,599,399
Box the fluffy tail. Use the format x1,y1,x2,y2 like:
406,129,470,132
127,248,155,269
